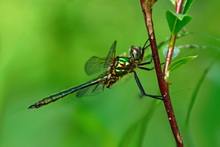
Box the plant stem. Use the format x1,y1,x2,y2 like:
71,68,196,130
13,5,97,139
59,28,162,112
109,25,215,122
140,0,183,146
164,33,177,78
164,0,184,78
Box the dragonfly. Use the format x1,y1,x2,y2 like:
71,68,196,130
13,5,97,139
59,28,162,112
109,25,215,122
28,40,162,109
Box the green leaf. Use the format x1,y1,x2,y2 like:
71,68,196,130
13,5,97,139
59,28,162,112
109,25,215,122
169,55,197,71
166,10,192,34
169,0,175,5
165,55,198,80
119,101,161,147
184,61,214,130
119,119,140,146
183,0,194,14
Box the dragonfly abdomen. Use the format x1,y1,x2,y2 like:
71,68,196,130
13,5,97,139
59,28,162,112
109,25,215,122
28,90,74,108
28,78,102,109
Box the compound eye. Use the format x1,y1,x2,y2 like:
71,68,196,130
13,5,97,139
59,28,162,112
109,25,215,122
130,46,141,60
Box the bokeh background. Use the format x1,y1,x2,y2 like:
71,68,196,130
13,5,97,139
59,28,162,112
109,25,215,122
0,0,219,147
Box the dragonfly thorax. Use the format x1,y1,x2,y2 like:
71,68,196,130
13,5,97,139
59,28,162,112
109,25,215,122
104,56,133,88
114,56,133,76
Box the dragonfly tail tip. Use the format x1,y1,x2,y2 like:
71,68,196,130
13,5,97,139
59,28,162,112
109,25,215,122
28,105,36,109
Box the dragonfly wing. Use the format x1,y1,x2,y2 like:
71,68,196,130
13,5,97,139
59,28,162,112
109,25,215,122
104,41,117,68
76,82,105,98
84,56,106,75
76,73,107,98
84,41,117,75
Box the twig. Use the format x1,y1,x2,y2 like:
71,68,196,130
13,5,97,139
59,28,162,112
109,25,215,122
140,0,183,146
164,0,184,78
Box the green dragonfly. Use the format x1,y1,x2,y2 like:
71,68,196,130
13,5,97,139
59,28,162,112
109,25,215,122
28,40,162,109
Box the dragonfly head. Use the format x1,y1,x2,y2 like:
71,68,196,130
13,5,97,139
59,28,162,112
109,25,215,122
130,46,143,62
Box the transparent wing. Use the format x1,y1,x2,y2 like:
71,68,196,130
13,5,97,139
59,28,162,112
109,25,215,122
84,41,117,75
104,41,117,67
84,56,106,75
76,82,105,98
76,73,107,98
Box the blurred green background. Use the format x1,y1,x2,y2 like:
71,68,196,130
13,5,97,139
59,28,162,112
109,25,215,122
0,0,219,147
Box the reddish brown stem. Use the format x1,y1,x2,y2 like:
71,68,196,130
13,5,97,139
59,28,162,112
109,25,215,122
140,0,183,146
163,34,177,76
176,0,184,13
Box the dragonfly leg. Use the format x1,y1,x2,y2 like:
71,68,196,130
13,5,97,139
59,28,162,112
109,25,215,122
142,39,150,50
138,66,154,71
138,57,152,65
138,57,164,71
133,71,163,100
140,39,150,60
138,57,154,71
